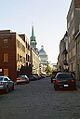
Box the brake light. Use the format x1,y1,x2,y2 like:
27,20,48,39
71,80,75,82
68,79,76,84
55,80,61,84
68,79,75,82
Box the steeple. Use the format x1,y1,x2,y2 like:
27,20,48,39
30,26,37,49
32,26,34,37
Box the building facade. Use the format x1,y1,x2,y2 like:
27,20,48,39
0,30,31,81
67,0,80,79
19,34,31,66
58,32,68,71
30,48,40,75
75,32,80,80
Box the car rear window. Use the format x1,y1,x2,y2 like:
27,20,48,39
56,73,74,80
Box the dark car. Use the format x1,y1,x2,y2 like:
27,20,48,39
51,71,58,83
53,72,76,90
16,75,30,85
28,74,38,81
33,74,41,80
0,76,14,93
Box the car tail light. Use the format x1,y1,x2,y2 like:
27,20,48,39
55,80,61,84
71,80,75,82
68,79,76,84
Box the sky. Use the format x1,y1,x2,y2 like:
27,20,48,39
0,0,71,63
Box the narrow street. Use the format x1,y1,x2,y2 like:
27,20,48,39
0,77,80,119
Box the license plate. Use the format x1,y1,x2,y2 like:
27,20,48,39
64,84,68,87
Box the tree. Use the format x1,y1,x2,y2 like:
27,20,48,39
45,65,52,74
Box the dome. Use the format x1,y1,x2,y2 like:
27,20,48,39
39,45,47,56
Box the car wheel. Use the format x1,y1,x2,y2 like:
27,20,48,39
12,84,14,90
54,85,58,91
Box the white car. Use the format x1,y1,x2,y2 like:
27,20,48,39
0,76,14,93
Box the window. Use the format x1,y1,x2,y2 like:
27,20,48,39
4,53,8,62
18,55,22,61
17,40,25,52
67,22,70,29
71,11,74,21
26,42,27,48
4,69,8,76
72,47,76,57
4,78,8,81
17,54,19,61
3,39,8,47
22,45,25,52
68,37,70,43
28,55,29,62
72,28,75,36
26,54,28,61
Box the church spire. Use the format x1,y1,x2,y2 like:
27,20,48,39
30,26,37,49
32,26,34,37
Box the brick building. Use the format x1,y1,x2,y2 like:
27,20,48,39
0,30,31,81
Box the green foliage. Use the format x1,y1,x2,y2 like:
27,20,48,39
45,65,52,74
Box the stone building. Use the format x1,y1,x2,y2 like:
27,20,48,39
75,32,80,80
67,0,80,79
58,32,68,71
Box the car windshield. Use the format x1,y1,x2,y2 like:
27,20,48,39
19,75,28,78
56,73,74,80
0,77,3,81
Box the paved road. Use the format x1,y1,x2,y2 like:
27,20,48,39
0,77,80,119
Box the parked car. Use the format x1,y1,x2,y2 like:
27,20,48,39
51,71,58,83
33,74,41,80
0,76,14,93
16,75,30,85
28,74,38,81
53,72,76,90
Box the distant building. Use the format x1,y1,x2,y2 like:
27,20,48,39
30,26,37,49
30,48,40,75
39,45,48,65
30,26,40,75
39,45,48,74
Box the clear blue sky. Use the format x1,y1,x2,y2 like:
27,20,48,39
0,0,71,63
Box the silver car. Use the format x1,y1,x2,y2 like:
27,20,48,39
0,76,14,93
16,75,30,85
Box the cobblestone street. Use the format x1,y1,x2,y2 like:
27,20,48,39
0,77,80,119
